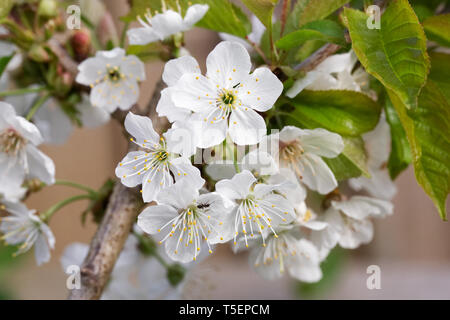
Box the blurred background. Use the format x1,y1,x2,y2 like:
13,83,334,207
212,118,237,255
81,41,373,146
0,0,449,300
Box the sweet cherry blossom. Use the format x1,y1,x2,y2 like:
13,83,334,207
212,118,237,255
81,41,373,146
127,4,209,45
0,199,55,265
138,179,232,263
216,170,296,248
169,41,283,147
286,51,372,98
219,15,266,51
115,112,204,203
261,126,344,195
249,226,322,282
311,195,393,251
76,48,145,113
0,102,55,198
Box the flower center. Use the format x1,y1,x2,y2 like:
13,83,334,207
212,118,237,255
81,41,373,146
0,128,26,155
107,66,123,82
220,90,235,105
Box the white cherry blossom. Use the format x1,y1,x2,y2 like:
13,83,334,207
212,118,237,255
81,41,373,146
0,102,55,198
215,170,296,248
138,179,232,263
170,41,283,147
261,126,344,195
349,115,397,200
311,195,393,251
249,225,322,282
0,199,55,266
286,51,372,98
127,4,209,45
115,112,204,203
76,48,145,113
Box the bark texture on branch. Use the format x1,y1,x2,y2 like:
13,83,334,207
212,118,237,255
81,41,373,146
68,79,167,300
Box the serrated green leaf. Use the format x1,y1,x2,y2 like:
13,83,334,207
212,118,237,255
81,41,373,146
344,0,430,109
423,13,450,47
387,81,450,220
384,96,412,179
282,90,381,136
276,19,345,50
324,136,369,180
241,0,277,29
0,54,13,78
428,51,450,100
287,0,350,30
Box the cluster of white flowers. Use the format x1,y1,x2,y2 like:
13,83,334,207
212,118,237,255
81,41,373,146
0,1,397,295
112,39,395,283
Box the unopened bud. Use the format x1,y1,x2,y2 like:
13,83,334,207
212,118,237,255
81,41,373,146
167,264,186,287
28,44,50,62
38,0,58,18
71,30,91,61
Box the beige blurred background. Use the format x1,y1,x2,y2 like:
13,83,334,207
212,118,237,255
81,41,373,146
2,0,450,299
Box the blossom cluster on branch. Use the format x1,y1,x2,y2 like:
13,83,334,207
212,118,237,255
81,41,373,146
1,0,448,299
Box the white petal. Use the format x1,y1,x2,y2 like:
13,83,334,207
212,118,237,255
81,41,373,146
338,218,374,249
124,112,160,145
315,51,356,73
127,27,161,45
156,88,191,123
182,4,209,29
285,71,321,98
156,178,199,209
162,55,200,86
138,204,178,234
279,126,303,143
77,95,110,128
120,55,146,81
76,57,107,85
25,145,55,185
142,167,173,203
115,151,147,187
215,170,255,201
164,121,197,157
228,107,266,145
34,99,73,145
0,154,25,200
169,157,205,190
241,150,278,176
288,239,322,283
188,110,228,148
349,168,397,200
298,128,344,158
206,41,251,89
238,67,283,112
299,154,337,194
331,196,393,220
151,10,184,39
171,73,217,112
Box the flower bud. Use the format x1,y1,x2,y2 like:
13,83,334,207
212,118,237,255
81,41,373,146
28,44,50,62
38,0,58,18
166,264,186,287
71,30,91,61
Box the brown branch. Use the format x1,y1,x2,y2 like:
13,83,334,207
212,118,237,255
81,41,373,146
68,79,168,300
293,43,341,72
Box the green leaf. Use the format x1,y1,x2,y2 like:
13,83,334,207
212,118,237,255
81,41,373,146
122,0,250,37
194,0,251,37
287,0,350,29
344,0,430,109
241,0,277,29
0,0,13,19
384,96,412,179
423,14,450,47
428,51,450,100
276,19,345,50
282,90,381,136
387,81,450,220
0,54,13,78
324,136,369,180
126,43,164,62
